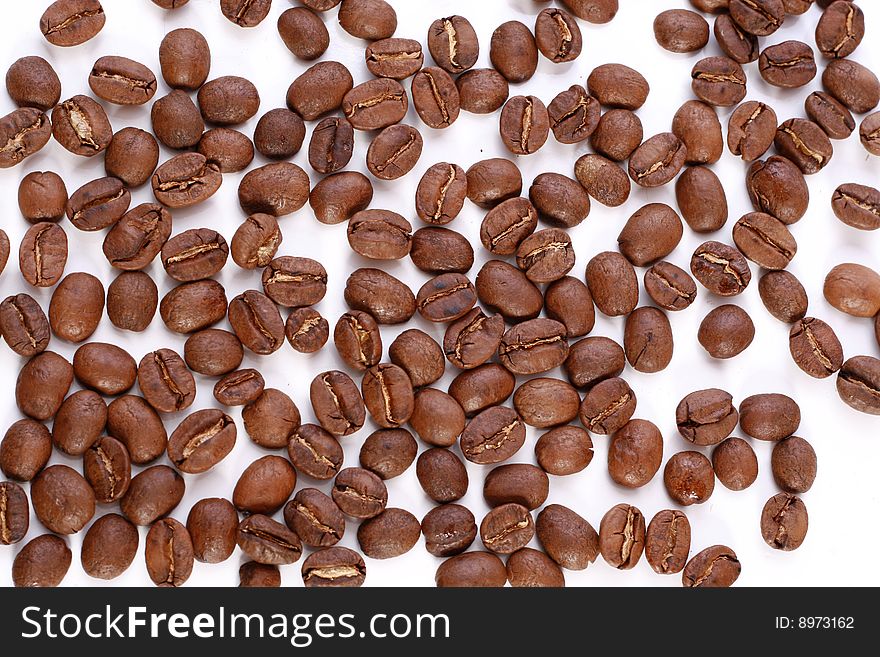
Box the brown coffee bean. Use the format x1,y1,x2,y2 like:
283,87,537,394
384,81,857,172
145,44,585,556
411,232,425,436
416,273,476,323
345,268,416,324
52,390,106,456
221,0,271,27
230,214,281,271
427,15,478,73
457,69,509,115
466,158,522,208
227,290,285,355
675,166,728,233
672,100,723,165
483,464,549,511
664,451,715,506
83,436,131,504
824,263,880,317
161,228,228,282
310,371,366,436
833,183,880,230
12,534,71,587
513,378,579,429
590,109,642,162
19,222,67,287
287,61,353,121
384,330,442,389
618,204,683,267
302,547,366,588
338,0,396,39
198,128,254,173
0,481,29,545
691,241,751,296
573,153,630,207
823,58,880,114
588,63,649,109
654,9,709,53
676,389,738,446
449,364,516,417
771,435,816,493
0,108,52,168
816,1,864,58
214,369,265,407
311,181,372,234
733,212,796,271
32,464,95,534
184,327,244,379
1,419,51,481
712,437,758,491
586,251,639,316
729,0,784,35
789,317,844,378
535,8,582,63
629,132,687,187
436,551,506,587
137,348,196,413
480,198,538,256
759,41,816,88
0,294,49,357
535,504,599,570
278,7,329,61
284,488,345,548
691,56,747,107
698,304,755,359
759,270,808,323
52,95,113,157
237,514,302,565
365,38,423,80
65,177,130,232
254,108,305,160
5,56,61,111
159,280,227,335
761,493,808,551
515,229,575,283
712,13,757,64
347,210,412,261
333,467,388,519
81,514,138,579
242,388,300,449
560,0,619,23
15,351,73,420
106,271,157,332
499,319,568,376
360,429,417,480
410,227,474,276
103,204,171,271
475,260,542,323
18,171,66,223
412,67,460,129
238,163,308,217
544,276,595,339
481,503,535,555
41,0,105,46
838,355,880,414
168,409,235,474
490,21,538,83
564,336,625,389
499,95,549,156
415,163,466,226
546,87,598,149
187,498,238,564
775,118,833,175
417,447,468,503
645,510,691,575
608,419,664,488
422,504,477,557
598,504,645,570
287,423,343,481
152,153,222,209
747,156,809,224
366,124,423,180
579,377,636,436
240,566,281,593
362,363,414,428
737,393,800,443
461,406,526,465
409,388,466,447
682,545,740,587
261,257,328,309
332,311,381,372
306,120,353,177
343,78,408,131
727,100,777,162
197,76,259,126
159,28,210,90
89,56,156,106
234,455,296,515
535,426,593,476
644,261,698,311
107,395,168,464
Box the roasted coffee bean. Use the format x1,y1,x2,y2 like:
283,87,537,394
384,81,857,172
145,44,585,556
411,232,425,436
15,351,73,420
449,364,516,417
107,395,167,464
345,268,416,325
410,227,473,275
239,162,309,217
823,59,880,114
197,76,260,126
514,228,574,283
385,329,442,388
599,504,645,569
366,124,423,180
535,8,582,62
348,210,412,261
499,319,568,376
239,563,280,588
443,309,504,371
480,198,538,256
422,504,477,557
838,356,880,414
417,448,468,503
262,257,328,308
733,212,796,270
618,204,683,267
535,426,593,476
645,510,690,575
415,163,467,225
544,277,595,338
490,21,538,83
214,369,265,407
664,451,715,506
69,345,130,397
302,547,366,588
159,280,227,335
5,56,61,111
590,109,642,162
564,336,625,389
676,389,738,446
775,118,832,175
227,290,285,355
81,514,138,579
713,13,758,65
338,0,396,39
832,183,880,236
483,464,549,511
475,260,543,322
89,56,156,106
625,309,674,372
64,177,129,232
816,1,864,58
783,0,813,14
310,371,365,436
333,467,388,519
690,241,751,296
186,498,237,564
1,419,51,482
237,514,302,565
417,273,476,323
137,348,195,413
759,41,815,88
19,222,67,287
241,388,300,449
333,311,381,372
513,378,579,429
151,153,222,209
52,95,112,157
412,67,460,129
691,56,747,107
284,488,345,548
278,6,329,60
761,493,808,551
727,100,777,162
288,423,343,480
435,551,505,587
365,38,423,80
861,113,880,156
428,15,479,73
730,0,784,35
198,128,254,173
682,545,740,587
746,156,808,224
254,108,305,159
573,153,630,207
220,0,271,27
0,481,29,545
0,294,49,356
106,272,157,332
161,229,228,283
168,409,235,474
676,166,728,233
712,437,758,491
535,504,599,570
629,132,687,187
362,363,414,428
607,419,664,488
83,436,131,504
789,317,843,378
759,271,808,322
52,390,106,456
824,263,880,317
644,261,697,311
586,251,639,316
480,503,534,555
40,0,105,46
547,85,599,145
499,95,549,156
771,435,816,493
12,534,71,587
560,0,618,23
343,78,408,131
230,214,281,270
698,304,755,359
287,61,353,121
410,389,466,447
159,28,210,90
466,158,522,208
587,63,649,109
233,456,296,515
739,393,800,442
18,171,67,223
579,378,636,436
315,182,374,237
460,406,526,465
307,118,354,176
0,108,51,168
457,69,509,114
32,464,95,534
360,429,418,480
672,100,723,165
654,9,709,53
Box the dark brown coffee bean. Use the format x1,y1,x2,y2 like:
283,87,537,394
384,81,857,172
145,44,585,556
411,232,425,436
197,76,259,126
483,463,549,511
443,309,504,372
308,118,354,175
629,132,687,187
103,204,170,272
761,493,808,551
239,562,280,587
422,504,477,557
106,395,167,464
733,212,796,270
480,503,534,555
590,109,642,162
40,0,105,46
672,100,723,165
388,329,444,387
712,13,756,65
360,429,418,480
52,95,112,157
698,304,755,359
81,514,138,579
739,393,800,441
314,180,374,235
588,63,649,109
712,437,758,491
0,108,51,168
89,56,156,106
214,369,264,407
860,112,880,156
137,348,195,413
83,436,131,504
52,390,106,456
535,8,582,62
691,56,747,107
759,41,816,88
221,0,271,27
544,277,594,338
15,351,73,420
513,378,579,429
586,251,639,316
5,56,61,111
415,163,466,225
302,546,366,588
254,108,305,160
342,78,408,131
32,464,95,534
466,158,522,208
64,177,129,233
338,0,396,39
241,388,301,449
428,15,479,73
278,6,329,60
106,271,157,332
0,294,49,357
618,204,683,267
18,171,67,223
198,128,254,173
823,58,880,114
682,545,741,587
345,268,416,325
535,504,599,570
435,551,505,587
159,28,210,90
362,363,414,428
564,336,625,389
12,534,71,587
579,377,636,436
227,290,285,355
449,364,515,417
775,118,833,175
490,21,538,83
747,156,809,224
598,504,645,569
310,370,366,436
239,162,309,217
664,451,715,506
237,514,302,565
816,1,864,58
19,222,67,287
457,69,509,114
475,260,542,322
230,214,281,270
161,228,228,283
573,153,630,207
71,344,132,396
262,257,328,308
186,498,237,564
410,227,474,276
1,419,51,481
838,355,880,414
409,388,465,447
789,317,844,378
168,409,235,474
547,85,599,145
759,270,808,322
332,311,381,372
460,406,526,465
644,261,697,311
499,95,549,155
607,419,663,488
480,198,538,256
233,455,296,515
416,273,476,323
676,388,738,446
365,38,422,80
159,280,227,335
366,124,423,180
284,488,345,548
560,0,619,23
771,435,816,493
0,481,29,545
675,166,728,233
287,61,353,121
645,510,691,575
654,9,709,53
727,100,777,161
691,241,751,296
499,318,568,376
730,0,784,35
287,424,343,480
412,67,460,129
333,467,388,519
347,210,412,261
152,153,221,209
535,426,593,476
515,228,575,283
358,508,421,559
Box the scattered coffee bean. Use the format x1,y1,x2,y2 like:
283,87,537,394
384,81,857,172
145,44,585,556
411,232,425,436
187,498,238,564
233,455,296,514
18,171,67,223
712,437,758,491
228,290,285,355
644,261,698,311
5,56,61,111
287,424,343,480
40,0,105,47
237,514,302,565
168,409,236,474
15,351,73,421
421,504,477,557
199,128,254,173
457,69,509,115
435,552,506,587
759,40,816,88
284,488,345,548
761,493,808,551
19,222,67,287
747,156,809,224
1,419,51,482
302,547,366,588
12,534,71,587
815,1,864,58
499,95,549,156
676,388,738,446
698,304,755,359
0,481,29,545
682,545,740,587
535,425,593,476
31,464,95,534
759,270,808,322
599,504,645,569
727,100,777,161
120,465,185,526
81,514,138,580
214,369,265,407
254,108,305,159
645,510,691,575
106,395,168,464
586,251,639,316
789,317,844,378
359,428,417,480
333,467,388,519
278,7,329,61
241,388,301,449
654,9,710,53
672,100,723,164
608,419,664,488
0,294,50,357
310,371,366,436
676,166,728,232
691,56,747,107
535,504,600,571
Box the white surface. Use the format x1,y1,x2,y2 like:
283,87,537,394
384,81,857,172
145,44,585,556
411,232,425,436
1,0,879,588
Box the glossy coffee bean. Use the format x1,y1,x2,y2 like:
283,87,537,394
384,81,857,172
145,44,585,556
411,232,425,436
536,504,599,571
15,351,73,421
310,371,365,437
287,424,343,481
761,493,808,551
52,390,105,456
0,294,50,357
824,263,880,317
120,465,185,526
168,409,236,474
32,465,95,534
186,497,237,564
237,514,302,565
588,63,648,109
833,183,880,230
83,436,131,504
599,504,645,569
483,464,549,511
682,545,740,587
759,41,816,88
457,69,509,114
535,426,593,476
137,348,195,413
579,377,636,435
645,510,690,575
448,364,516,417
838,356,880,415
499,95,549,155
241,388,301,449
365,38,423,80
480,503,534,555
160,280,228,334
333,467,388,519
654,9,709,53
564,336,625,389
586,251,639,316
415,163,467,225
771,436,816,493
214,369,264,407
698,304,755,359
672,100,722,165
460,406,526,465
514,378,579,429
712,437,758,491
81,514,138,580
19,222,67,287
676,388,738,446
1,419,51,482
358,508,420,560
816,1,864,58
106,395,167,465
302,547,366,588
66,177,130,231
728,100,777,161
664,451,715,506
18,171,67,223
238,163,309,217
359,429,417,480
789,317,843,378
389,329,444,387
284,488,345,548
345,268,416,325
362,363,414,428
199,128,254,173
159,28,210,90
536,8,582,62
691,241,751,296
40,0,105,46
228,290,285,355
411,227,474,274
12,534,71,587
5,56,61,111
644,261,697,311
608,419,664,488
234,456,296,515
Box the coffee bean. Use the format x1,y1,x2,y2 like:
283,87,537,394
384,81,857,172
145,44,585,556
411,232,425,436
412,67,460,129
278,7,329,60
772,436,816,493
735,213,797,271
338,0,396,39
359,429,417,480
19,222,67,287
644,261,698,311
682,545,741,587
107,395,167,464
52,390,106,456
713,13,759,64
0,481,29,545
343,78,409,131
254,108,305,159
228,290,285,355
81,514,138,579
514,228,574,283
5,56,61,111
237,514,302,565
672,100,723,164
513,378,579,429
591,109,642,162
629,132,687,187
588,63,649,109
41,0,105,46
499,318,568,376
698,304,755,359
410,389,466,447
312,178,372,231
457,69,509,114
105,127,159,185
284,488,345,548
460,406,526,464
564,336,625,389
730,0,784,35
475,260,542,323
0,108,51,168
490,21,538,83
333,467,388,519
654,9,709,52
838,355,880,414
287,424,343,480
422,504,477,557
239,562,280,588
561,0,619,23
573,153,631,207
535,425,593,476
15,351,73,420
0,294,49,357
332,311,380,372
310,371,366,436
302,547,366,587
664,451,715,506
816,1,864,58
410,227,474,276
481,199,538,257
747,156,808,224
415,163,467,225
727,100,777,161
159,28,210,90
221,0,271,27
384,330,442,388
428,15,479,73
823,58,880,114
365,38,423,80
241,388,301,449
579,378,636,436
449,364,516,417
262,257,328,308
691,241,751,296
861,113,880,156
824,262,880,317
106,271,157,332
186,498,237,564
18,171,67,223
307,120,354,177
483,464,549,511
12,534,71,587
214,369,265,407
712,437,758,491
480,503,534,555
547,85,599,145
676,388,738,445
358,508,420,560
168,409,235,474
759,41,816,88
366,124,423,180
535,504,599,570
691,56,747,107
775,118,833,174
199,128,254,173
230,214,281,270
362,363,414,428
137,348,195,413
65,177,130,233
789,317,843,378
345,268,416,325
239,162,310,217
120,465,185,526
89,55,156,106
645,510,690,575
348,210,412,261
599,504,645,569
233,455,296,515
466,158,522,208
197,76,260,126
607,419,664,488
544,277,595,338
436,551,506,587
676,166,729,233
499,95,549,155
287,61,353,121
83,436,131,504
535,8,582,62
586,251,639,316
761,493,808,551
152,153,222,208
32,464,95,534
759,270,808,322
619,204,683,267
52,95,112,157
1,419,51,482
416,273,476,323
161,228,228,283
159,280,227,335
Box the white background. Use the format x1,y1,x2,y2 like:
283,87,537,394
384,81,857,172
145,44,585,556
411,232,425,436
1,0,879,587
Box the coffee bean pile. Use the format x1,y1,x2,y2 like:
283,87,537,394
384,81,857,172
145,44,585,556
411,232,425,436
0,0,877,588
